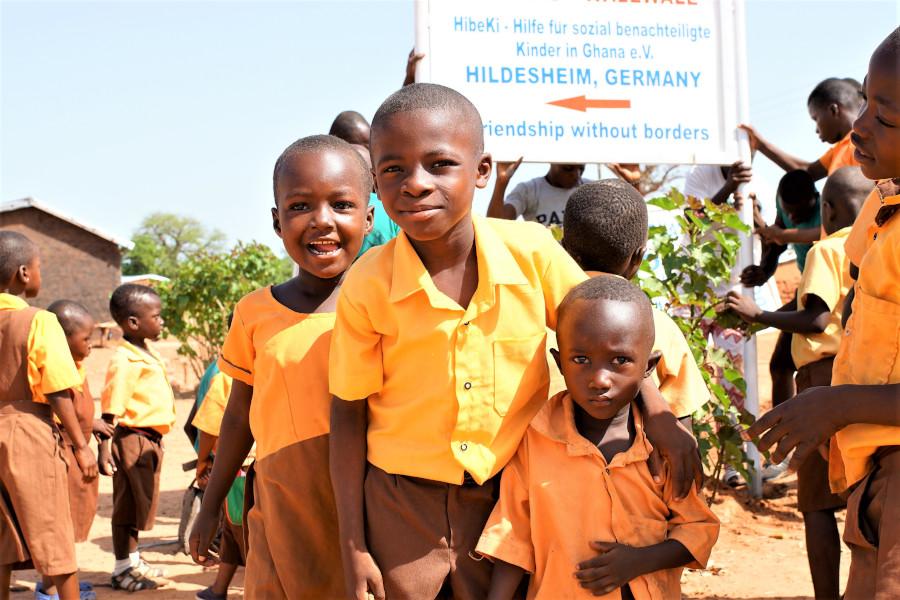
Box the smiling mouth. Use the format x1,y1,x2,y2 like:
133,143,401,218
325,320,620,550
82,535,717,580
307,240,342,256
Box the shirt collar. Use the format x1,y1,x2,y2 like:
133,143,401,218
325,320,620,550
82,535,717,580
876,179,900,208
389,216,530,306
119,339,164,365
0,293,29,311
531,391,653,467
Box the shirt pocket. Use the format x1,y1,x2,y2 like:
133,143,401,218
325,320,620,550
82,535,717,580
492,337,546,416
846,290,900,385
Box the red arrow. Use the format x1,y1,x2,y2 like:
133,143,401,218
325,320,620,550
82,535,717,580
547,96,631,111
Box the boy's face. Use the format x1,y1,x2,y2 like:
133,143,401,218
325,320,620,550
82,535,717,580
779,193,818,224
66,318,95,363
555,297,654,421
808,102,844,144
371,109,491,243
22,254,41,298
128,294,163,341
852,51,900,180
272,149,373,280
547,163,586,189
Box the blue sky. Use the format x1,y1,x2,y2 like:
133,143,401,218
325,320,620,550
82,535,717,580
2,0,897,251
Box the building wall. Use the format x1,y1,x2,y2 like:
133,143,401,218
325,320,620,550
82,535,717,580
0,208,122,321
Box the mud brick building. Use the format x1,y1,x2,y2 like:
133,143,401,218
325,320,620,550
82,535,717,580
0,197,132,320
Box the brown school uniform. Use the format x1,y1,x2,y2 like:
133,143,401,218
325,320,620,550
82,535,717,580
0,294,81,576
101,340,175,531
218,287,344,599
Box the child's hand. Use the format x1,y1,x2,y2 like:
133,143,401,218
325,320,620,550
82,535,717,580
725,160,752,192
74,445,99,481
403,48,425,86
92,418,115,439
97,443,116,476
575,541,644,595
196,460,211,490
495,157,523,184
344,548,385,600
757,225,787,245
738,123,761,151
189,508,222,567
724,291,762,323
739,265,769,287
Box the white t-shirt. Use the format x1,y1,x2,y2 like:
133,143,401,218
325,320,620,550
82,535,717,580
504,176,589,226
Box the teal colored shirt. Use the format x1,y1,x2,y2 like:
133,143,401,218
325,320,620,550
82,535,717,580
193,361,220,453
776,196,821,272
358,193,400,257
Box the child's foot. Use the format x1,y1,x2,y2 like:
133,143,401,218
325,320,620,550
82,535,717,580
723,466,744,488
195,586,227,600
133,558,166,578
111,566,161,592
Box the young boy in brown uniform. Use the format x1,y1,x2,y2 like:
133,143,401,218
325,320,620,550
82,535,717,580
329,83,702,600
101,284,175,592
726,166,870,599
749,28,900,599
0,232,97,600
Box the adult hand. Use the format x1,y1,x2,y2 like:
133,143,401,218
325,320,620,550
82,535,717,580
403,48,425,86
746,386,843,470
74,445,99,481
575,541,644,596
495,157,523,184
189,508,221,566
724,290,762,323
739,265,769,287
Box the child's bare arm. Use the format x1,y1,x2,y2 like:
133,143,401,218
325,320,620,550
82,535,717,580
195,431,218,489
748,383,900,469
97,438,114,476
486,159,522,220
575,540,694,596
331,396,385,600
725,291,830,334
189,380,254,565
48,390,98,481
739,124,827,180
485,559,526,600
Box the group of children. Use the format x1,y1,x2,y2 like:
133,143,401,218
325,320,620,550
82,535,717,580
1,25,897,600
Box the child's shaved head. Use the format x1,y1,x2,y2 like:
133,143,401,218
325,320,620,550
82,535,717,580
371,83,484,154
329,110,371,147
821,166,872,233
0,231,38,283
808,77,865,111
273,135,373,202
109,283,158,325
47,299,93,335
563,179,647,274
558,275,653,341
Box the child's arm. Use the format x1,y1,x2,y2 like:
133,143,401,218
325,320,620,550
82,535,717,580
709,160,752,206
48,390,98,481
740,240,786,287
189,380,254,565
575,540,694,596
725,291,830,334
748,383,900,469
195,431,218,490
486,560,526,600
330,396,385,600
97,437,115,476
758,225,821,246
739,124,827,180
486,158,522,220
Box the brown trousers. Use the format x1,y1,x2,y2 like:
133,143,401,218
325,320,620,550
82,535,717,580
111,427,163,530
364,463,500,600
843,447,900,599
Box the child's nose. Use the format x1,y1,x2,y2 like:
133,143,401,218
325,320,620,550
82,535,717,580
403,165,435,196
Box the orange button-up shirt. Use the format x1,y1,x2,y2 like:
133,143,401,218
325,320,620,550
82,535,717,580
329,217,587,484
845,184,881,268
100,340,175,434
818,132,859,175
830,182,900,492
476,392,719,600
0,293,81,403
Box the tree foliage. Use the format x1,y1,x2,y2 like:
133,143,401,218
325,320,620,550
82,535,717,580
158,242,289,377
122,213,226,277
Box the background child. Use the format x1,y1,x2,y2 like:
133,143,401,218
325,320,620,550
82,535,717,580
101,283,175,592
561,178,710,425
487,159,587,226
748,27,900,597
477,276,719,599
0,232,96,600
725,166,870,598
329,83,701,600
189,134,374,599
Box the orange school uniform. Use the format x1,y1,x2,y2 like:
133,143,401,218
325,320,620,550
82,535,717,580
191,371,232,437
819,132,860,176
218,287,343,599
476,392,719,600
100,340,175,434
0,294,81,576
330,216,588,486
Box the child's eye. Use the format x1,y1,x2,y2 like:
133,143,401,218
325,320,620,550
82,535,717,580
876,116,896,128
289,202,309,212
382,165,402,174
612,356,632,366
432,160,457,169
333,200,355,210
572,356,590,364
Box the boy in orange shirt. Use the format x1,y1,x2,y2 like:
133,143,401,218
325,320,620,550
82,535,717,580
477,276,719,599
0,232,97,600
725,166,869,598
189,134,374,598
749,28,900,598
101,283,175,591
329,83,702,600
560,179,710,423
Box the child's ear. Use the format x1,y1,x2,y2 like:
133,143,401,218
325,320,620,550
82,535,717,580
364,204,375,236
644,350,662,378
126,315,140,332
625,245,646,279
271,206,283,238
550,347,561,370
475,152,493,189
16,264,29,285
829,102,840,117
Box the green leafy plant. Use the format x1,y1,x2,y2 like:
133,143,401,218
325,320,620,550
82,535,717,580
636,189,757,502
158,241,291,377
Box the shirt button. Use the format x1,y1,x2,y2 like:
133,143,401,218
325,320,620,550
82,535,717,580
463,321,470,326
464,381,472,390
605,467,611,475
461,443,468,451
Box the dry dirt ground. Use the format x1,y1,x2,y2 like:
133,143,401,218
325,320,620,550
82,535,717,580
12,299,849,598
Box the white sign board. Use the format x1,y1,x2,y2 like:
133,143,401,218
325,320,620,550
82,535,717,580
415,0,747,165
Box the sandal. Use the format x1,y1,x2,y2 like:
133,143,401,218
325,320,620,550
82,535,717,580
79,582,97,600
111,566,160,592
133,559,166,578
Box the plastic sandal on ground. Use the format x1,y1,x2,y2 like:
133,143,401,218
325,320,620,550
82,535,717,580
111,566,161,592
